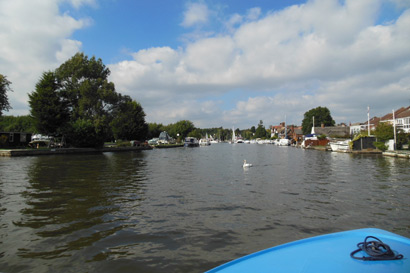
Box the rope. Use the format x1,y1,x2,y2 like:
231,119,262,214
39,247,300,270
350,236,404,261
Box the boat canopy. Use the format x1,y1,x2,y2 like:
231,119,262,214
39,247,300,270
158,131,171,141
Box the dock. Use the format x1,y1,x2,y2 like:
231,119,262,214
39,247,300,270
382,150,410,159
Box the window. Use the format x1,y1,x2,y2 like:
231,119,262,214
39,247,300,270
20,134,27,142
9,133,14,142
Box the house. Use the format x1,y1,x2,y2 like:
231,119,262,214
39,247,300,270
271,123,286,138
350,117,380,135
395,107,410,133
380,106,410,133
350,122,363,135
0,132,32,148
288,125,304,143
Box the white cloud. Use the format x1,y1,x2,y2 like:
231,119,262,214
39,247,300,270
65,0,98,9
246,7,261,21
110,0,410,128
2,0,409,129
0,0,90,115
181,2,210,27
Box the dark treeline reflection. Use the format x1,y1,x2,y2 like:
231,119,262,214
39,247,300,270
14,152,148,260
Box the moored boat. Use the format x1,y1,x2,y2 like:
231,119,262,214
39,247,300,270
330,140,350,152
184,137,199,147
199,133,211,146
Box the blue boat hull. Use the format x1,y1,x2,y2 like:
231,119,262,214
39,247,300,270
205,228,410,273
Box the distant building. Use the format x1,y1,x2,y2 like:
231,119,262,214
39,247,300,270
0,132,32,148
350,117,380,135
380,106,410,133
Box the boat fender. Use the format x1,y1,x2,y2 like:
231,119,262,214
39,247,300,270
350,236,404,261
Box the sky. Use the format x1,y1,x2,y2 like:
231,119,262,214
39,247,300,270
1,0,410,129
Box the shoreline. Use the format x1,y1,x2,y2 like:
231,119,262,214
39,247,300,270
0,146,152,157
1,144,409,159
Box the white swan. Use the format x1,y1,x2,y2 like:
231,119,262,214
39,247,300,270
243,160,253,168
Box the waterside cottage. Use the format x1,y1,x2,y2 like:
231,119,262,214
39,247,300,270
0,132,32,148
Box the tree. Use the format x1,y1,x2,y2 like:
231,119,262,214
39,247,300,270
0,74,12,116
28,72,70,135
302,106,335,134
188,129,202,139
255,120,267,138
148,123,165,139
373,122,393,142
28,53,148,148
0,115,35,132
110,97,148,141
168,120,195,139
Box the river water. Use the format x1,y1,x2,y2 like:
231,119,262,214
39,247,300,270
0,144,409,272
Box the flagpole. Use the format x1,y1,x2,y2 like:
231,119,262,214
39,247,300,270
393,109,396,151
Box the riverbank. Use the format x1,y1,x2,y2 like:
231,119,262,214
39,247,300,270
0,146,152,157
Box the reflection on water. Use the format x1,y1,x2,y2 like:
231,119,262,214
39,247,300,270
0,146,409,272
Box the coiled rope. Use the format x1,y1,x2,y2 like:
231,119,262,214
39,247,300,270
350,236,404,261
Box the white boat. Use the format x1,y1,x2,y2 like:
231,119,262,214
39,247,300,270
184,137,199,147
330,140,350,152
278,139,290,146
199,133,211,146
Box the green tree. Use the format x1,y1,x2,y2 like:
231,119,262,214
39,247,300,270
168,120,195,139
255,120,267,138
188,129,202,139
302,106,335,135
55,53,120,147
0,74,12,116
28,53,148,148
373,122,393,142
110,98,148,141
0,115,35,132
65,118,99,148
148,123,164,139
28,72,70,135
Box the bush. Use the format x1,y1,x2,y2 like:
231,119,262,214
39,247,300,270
65,119,105,148
373,141,387,151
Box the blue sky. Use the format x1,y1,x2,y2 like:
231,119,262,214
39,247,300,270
68,0,306,63
1,0,410,129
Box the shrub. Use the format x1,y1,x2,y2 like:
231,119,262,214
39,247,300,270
373,141,387,151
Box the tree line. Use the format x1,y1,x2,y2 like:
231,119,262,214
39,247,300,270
0,52,275,147
3,53,408,149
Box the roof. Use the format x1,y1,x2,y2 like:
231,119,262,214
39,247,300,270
314,126,350,137
380,106,410,121
363,116,380,126
396,107,410,119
